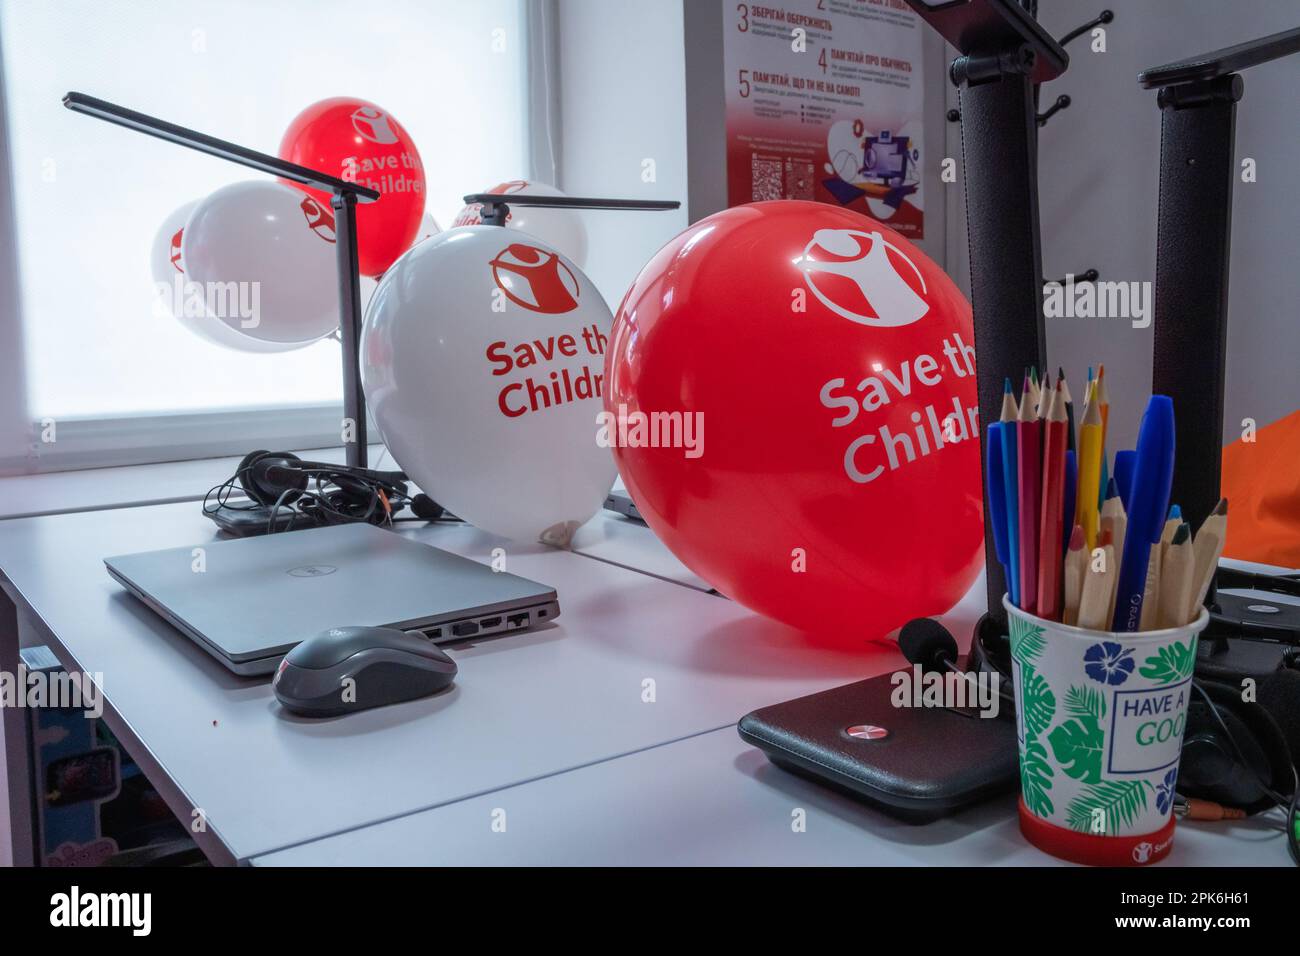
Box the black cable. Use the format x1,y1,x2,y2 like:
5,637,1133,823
1190,680,1299,865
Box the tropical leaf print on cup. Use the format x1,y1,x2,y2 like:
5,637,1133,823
1020,735,1055,818
1083,641,1136,686
1139,637,1198,685
1021,668,1056,739
1065,780,1150,835
1048,685,1107,784
1009,615,1046,665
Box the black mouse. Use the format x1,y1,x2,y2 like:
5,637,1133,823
273,625,457,717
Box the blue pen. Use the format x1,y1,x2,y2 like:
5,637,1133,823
1112,396,1176,631
998,379,1021,607
1113,449,1137,510
986,423,1013,596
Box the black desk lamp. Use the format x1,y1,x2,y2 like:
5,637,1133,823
63,91,380,468
62,92,680,472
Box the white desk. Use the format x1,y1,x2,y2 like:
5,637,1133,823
0,501,922,865
251,726,1288,866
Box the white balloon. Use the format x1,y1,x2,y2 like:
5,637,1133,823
150,199,304,352
452,180,588,267
362,225,615,545
415,212,441,245
182,181,339,345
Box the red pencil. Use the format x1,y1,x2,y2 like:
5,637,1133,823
1037,382,1069,620
1016,376,1042,613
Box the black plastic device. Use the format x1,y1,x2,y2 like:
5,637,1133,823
738,672,1019,823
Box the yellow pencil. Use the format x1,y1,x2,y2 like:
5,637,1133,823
1076,392,1104,550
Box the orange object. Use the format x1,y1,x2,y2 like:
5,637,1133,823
1221,409,1300,567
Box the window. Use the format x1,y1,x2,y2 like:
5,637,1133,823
0,0,534,471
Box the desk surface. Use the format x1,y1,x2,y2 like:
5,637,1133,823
251,725,1288,866
0,501,975,864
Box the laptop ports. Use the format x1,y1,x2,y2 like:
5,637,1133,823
479,616,502,629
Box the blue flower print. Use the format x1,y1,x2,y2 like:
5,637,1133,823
1084,641,1136,686
1155,768,1179,815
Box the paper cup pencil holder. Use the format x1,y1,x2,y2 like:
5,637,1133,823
1004,595,1210,866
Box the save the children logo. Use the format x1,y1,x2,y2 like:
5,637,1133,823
490,243,579,314
299,197,337,243
168,227,185,272
350,105,399,144
797,228,930,328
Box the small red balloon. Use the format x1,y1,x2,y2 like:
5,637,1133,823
605,201,983,638
279,98,425,277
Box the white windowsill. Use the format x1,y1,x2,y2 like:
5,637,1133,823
0,444,390,521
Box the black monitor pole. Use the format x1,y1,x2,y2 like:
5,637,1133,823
904,1,1068,634
1139,27,1300,538
62,92,381,468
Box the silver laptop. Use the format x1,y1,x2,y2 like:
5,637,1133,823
105,523,560,675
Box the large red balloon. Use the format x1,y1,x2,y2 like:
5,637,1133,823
605,201,983,638
279,98,425,277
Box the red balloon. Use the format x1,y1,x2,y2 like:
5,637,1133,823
279,98,425,277
605,201,983,638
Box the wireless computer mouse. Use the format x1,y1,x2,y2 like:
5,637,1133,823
273,625,457,717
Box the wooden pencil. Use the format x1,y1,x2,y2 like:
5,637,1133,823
1063,524,1086,626
1077,542,1116,631
1185,498,1229,624
1158,523,1195,629
1099,478,1127,623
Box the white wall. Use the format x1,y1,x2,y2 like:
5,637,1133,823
554,0,690,312
1032,1,1300,451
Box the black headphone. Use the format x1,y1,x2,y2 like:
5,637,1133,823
205,449,450,533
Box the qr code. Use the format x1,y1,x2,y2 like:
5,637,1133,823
751,154,783,201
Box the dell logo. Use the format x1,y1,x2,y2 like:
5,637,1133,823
287,565,338,578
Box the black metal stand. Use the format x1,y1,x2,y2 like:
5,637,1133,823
904,2,1068,631
62,92,380,468
1140,27,1300,535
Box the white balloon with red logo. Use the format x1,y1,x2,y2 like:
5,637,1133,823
452,180,588,267
150,198,302,353
361,225,615,544
181,180,339,346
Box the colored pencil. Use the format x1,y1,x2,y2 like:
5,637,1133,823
1158,523,1195,629
999,379,1021,609
1016,376,1042,613
1062,449,1077,555
1076,388,1104,550
986,422,1013,604
1058,368,1076,455
1037,382,1069,620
